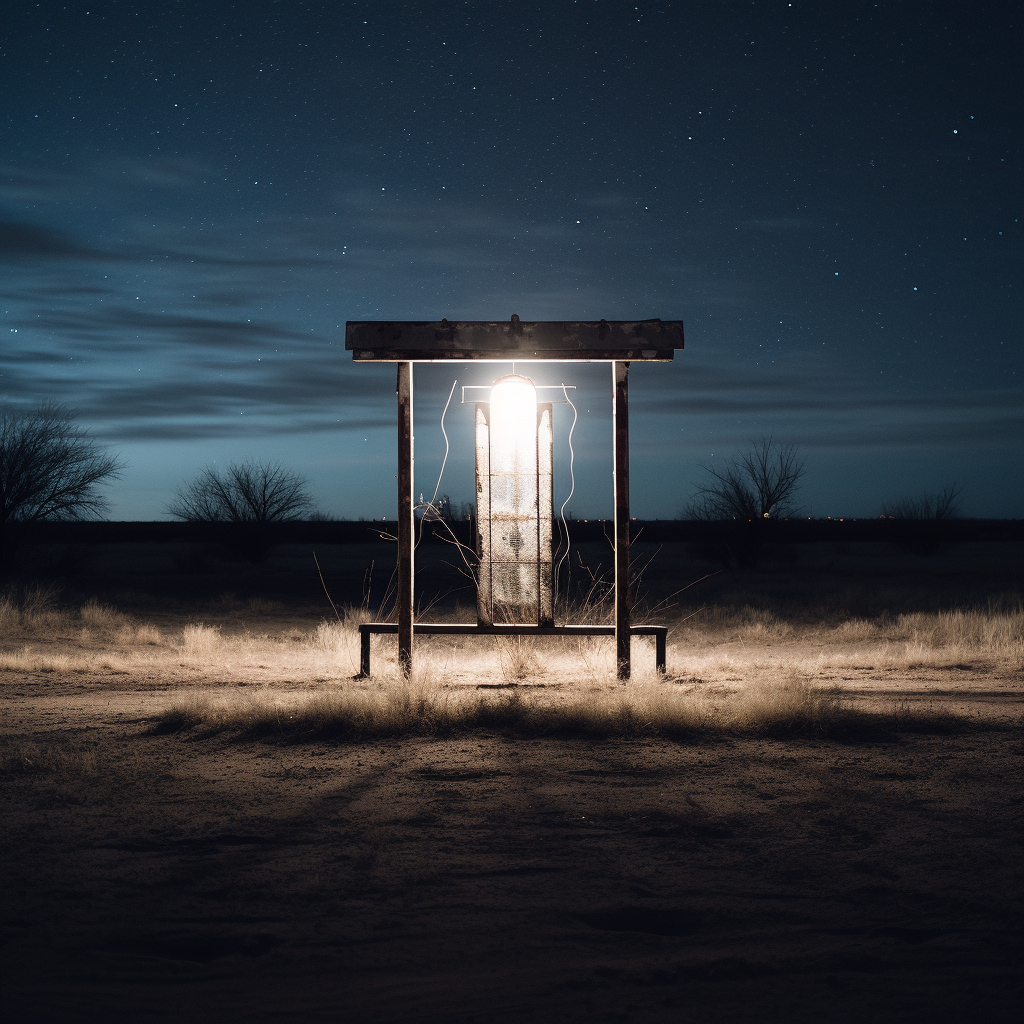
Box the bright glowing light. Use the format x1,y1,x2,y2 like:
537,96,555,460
481,374,541,622
489,374,538,478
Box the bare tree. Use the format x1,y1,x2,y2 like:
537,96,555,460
168,460,316,560
169,460,315,524
0,402,123,560
688,436,805,521
881,484,963,522
684,437,804,568
881,483,963,555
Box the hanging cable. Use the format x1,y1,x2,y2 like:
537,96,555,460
430,379,457,511
415,379,457,547
555,383,578,607
413,380,478,582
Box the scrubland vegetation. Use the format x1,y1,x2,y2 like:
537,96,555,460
2,581,1019,745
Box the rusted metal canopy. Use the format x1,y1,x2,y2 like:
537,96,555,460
345,316,683,361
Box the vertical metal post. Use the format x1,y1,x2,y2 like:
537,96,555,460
397,362,414,676
360,625,371,678
613,361,631,679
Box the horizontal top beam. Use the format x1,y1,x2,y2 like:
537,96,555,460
345,317,683,361
357,622,667,636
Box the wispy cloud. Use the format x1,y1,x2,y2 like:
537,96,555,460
0,220,99,260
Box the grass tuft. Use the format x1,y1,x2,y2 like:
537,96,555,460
889,606,1023,652
495,635,539,682
177,623,221,656
80,598,130,629
78,599,163,646
1,582,69,630
0,648,76,673
147,693,213,734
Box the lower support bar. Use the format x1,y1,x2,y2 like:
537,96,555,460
355,622,668,678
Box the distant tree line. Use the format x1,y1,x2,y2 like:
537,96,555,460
1,403,975,576
683,436,965,565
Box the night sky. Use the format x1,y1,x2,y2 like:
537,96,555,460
2,1,1020,520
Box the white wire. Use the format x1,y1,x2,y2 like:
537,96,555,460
430,379,457,509
555,383,577,604
415,379,457,551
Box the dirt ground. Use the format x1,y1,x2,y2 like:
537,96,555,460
2,540,1022,1022
2,655,1021,1023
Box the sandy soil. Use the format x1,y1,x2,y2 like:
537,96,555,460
2,636,1022,1024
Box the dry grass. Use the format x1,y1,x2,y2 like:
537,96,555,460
79,598,163,646
310,611,367,675
673,604,796,642
495,635,540,682
147,691,212,734
1,591,1017,737
0,646,150,673
176,622,222,657
152,672,972,743
672,600,1023,661
0,649,80,673
138,597,1011,741
888,605,1023,651
819,605,1023,655
0,739,99,777
79,598,130,629
0,582,67,630
1,588,163,647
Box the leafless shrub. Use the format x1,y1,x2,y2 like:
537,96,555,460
167,460,316,561
22,581,62,615
168,459,314,523
881,484,963,521
880,484,963,554
0,402,123,562
684,437,804,567
688,436,804,521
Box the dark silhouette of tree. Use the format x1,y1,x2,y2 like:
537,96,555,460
0,402,123,563
167,460,316,561
685,437,805,568
689,436,805,521
881,484,962,522
881,484,963,555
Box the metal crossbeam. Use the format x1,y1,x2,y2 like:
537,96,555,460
346,317,683,362
356,622,668,678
